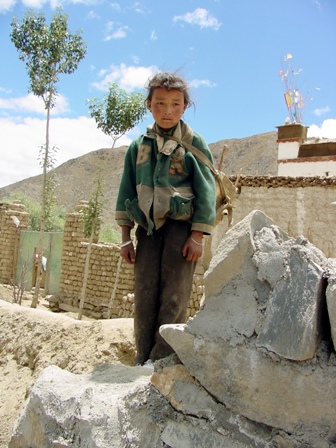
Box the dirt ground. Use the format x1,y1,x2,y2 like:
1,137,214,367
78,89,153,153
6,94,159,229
0,284,135,448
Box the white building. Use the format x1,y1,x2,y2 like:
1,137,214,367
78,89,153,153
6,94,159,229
277,123,336,176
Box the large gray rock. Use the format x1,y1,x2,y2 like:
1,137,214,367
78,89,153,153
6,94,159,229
9,364,157,448
151,363,274,447
327,278,336,347
255,229,326,360
9,210,336,448
204,209,288,300
10,360,275,448
160,210,336,446
10,359,286,448
189,210,327,359
326,261,336,349
160,324,336,445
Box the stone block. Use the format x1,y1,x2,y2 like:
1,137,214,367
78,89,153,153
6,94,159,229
256,244,325,360
160,324,336,441
9,364,153,448
326,275,336,348
158,209,336,444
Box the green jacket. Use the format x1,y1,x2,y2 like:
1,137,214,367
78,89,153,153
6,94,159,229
115,120,216,235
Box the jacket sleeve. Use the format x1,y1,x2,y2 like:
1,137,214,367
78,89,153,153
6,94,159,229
186,133,216,235
115,140,138,228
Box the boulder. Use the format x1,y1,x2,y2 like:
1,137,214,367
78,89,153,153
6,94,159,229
9,364,156,448
160,210,336,445
9,210,336,447
255,228,326,360
326,268,336,349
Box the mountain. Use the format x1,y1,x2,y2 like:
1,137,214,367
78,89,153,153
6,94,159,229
0,131,278,226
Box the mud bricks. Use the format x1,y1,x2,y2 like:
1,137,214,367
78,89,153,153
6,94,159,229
0,202,28,284
58,201,204,320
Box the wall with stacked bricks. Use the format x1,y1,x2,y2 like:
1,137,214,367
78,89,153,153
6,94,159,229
1,175,335,320
54,201,204,320
0,202,29,284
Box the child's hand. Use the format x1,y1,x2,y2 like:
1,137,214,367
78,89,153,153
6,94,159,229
182,232,203,262
121,242,135,264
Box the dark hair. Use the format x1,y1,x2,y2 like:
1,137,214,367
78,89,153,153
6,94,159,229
145,72,194,109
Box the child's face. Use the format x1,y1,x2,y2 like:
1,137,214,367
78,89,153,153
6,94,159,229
147,87,187,131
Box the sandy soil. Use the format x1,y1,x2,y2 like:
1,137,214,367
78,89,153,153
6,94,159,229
0,284,135,448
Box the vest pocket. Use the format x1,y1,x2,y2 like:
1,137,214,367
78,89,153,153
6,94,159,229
168,194,194,221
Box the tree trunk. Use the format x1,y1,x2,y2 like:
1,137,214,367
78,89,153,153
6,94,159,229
31,105,50,308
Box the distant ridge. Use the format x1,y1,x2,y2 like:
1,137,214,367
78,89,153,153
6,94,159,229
0,131,278,226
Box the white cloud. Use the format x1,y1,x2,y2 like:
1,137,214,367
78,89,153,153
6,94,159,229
109,2,121,11
173,8,221,31
0,86,12,94
69,0,102,5
0,115,133,188
307,118,336,139
0,0,69,10
0,0,16,12
0,93,70,116
87,10,100,20
312,0,322,11
104,24,131,42
189,79,216,89
314,105,330,117
105,21,115,34
92,63,158,91
131,2,149,14
104,21,131,41
22,0,54,8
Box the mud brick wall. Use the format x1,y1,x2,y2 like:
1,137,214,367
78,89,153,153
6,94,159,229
57,202,204,320
2,175,336,321
0,202,28,283
118,265,204,320
204,175,336,269
57,202,134,319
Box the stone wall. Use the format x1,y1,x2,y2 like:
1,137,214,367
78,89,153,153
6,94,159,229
55,201,204,320
0,202,28,284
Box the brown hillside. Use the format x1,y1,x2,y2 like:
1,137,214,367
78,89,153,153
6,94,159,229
0,131,278,226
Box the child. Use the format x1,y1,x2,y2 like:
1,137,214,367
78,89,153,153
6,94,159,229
116,72,216,365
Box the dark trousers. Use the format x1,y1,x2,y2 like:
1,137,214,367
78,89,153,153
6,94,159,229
134,219,196,363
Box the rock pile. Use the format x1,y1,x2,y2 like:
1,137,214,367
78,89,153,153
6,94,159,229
9,211,336,448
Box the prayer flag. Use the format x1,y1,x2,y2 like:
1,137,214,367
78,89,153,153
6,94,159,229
284,91,293,108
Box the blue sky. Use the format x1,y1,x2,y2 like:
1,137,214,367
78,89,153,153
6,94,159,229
0,0,335,188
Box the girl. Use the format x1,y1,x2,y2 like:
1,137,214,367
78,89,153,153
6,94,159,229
116,72,216,365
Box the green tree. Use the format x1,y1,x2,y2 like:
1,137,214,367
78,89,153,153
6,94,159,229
10,9,87,307
99,223,120,244
87,82,148,148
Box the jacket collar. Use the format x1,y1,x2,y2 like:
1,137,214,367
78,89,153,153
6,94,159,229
146,120,194,155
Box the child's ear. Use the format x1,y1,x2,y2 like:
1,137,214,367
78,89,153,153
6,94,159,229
146,100,151,110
